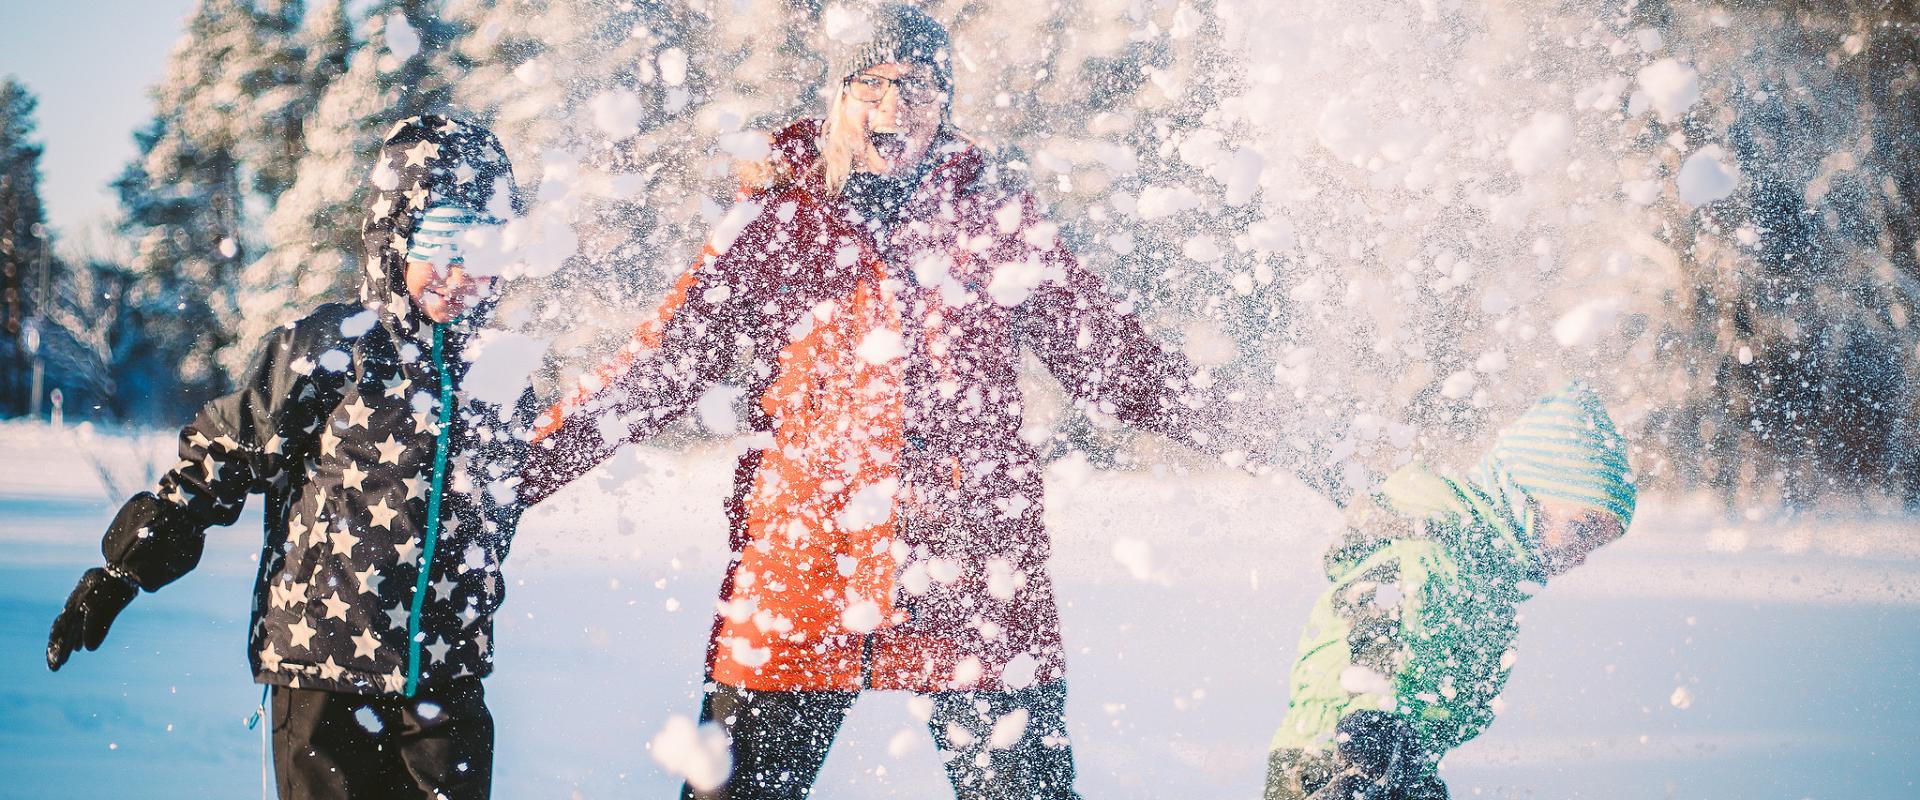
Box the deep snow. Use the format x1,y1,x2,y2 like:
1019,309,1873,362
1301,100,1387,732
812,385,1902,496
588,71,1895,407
1,421,1916,798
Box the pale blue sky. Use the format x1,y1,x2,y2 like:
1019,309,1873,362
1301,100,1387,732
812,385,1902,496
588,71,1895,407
0,0,199,240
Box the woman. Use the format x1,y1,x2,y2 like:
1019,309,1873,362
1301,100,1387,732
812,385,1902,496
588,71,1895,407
518,5,1230,797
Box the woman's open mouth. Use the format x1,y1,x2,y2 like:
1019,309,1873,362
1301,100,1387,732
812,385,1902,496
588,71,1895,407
868,130,908,164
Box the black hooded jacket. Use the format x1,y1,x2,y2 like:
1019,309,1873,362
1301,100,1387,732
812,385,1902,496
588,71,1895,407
102,116,534,697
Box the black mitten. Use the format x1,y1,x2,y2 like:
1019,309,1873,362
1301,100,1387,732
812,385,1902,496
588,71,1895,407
47,492,207,672
1319,710,1425,798
46,567,138,671
100,491,206,590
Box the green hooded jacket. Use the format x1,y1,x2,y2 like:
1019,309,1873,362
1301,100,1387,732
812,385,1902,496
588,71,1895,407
1269,461,1546,767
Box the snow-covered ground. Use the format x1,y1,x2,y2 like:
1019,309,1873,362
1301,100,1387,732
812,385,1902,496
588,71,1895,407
2,420,1916,798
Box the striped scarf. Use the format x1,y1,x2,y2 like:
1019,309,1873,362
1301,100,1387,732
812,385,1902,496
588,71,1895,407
1470,380,1637,541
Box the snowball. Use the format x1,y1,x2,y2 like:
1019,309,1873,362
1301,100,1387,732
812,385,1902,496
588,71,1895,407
985,559,1019,600
1338,665,1393,695
717,131,772,161
495,203,578,279
649,716,731,792
588,89,644,138
994,201,1023,234
707,199,765,256
657,47,688,87
384,14,419,60
837,478,899,531
1669,686,1694,710
462,329,549,407
887,729,922,758
1553,298,1619,349
694,385,745,435
842,598,882,633
1507,113,1572,176
1439,370,1476,400
1182,235,1223,263
1622,179,1662,206
1677,145,1739,207
1181,320,1238,366
1635,59,1700,123
855,328,906,364
1245,219,1296,252
370,161,400,191
512,60,550,86
728,637,771,668
1134,185,1203,219
987,257,1047,307
1112,538,1152,581
822,5,874,44
1022,221,1059,251
339,310,378,338
988,707,1031,750
999,653,1039,690
1223,149,1265,205
951,656,984,688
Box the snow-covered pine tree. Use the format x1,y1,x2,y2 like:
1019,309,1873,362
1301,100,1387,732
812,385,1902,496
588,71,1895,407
435,0,820,395
1623,1,1920,510
112,0,288,410
936,0,1290,467
0,78,55,417
228,0,332,201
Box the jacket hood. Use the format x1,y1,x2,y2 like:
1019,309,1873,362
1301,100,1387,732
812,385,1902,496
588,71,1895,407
359,115,519,338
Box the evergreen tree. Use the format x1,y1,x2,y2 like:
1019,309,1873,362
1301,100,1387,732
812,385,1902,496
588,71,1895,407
0,77,53,417
113,0,283,410
231,0,471,375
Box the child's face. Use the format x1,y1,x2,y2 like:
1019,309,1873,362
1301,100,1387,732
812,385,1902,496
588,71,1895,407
1531,500,1624,576
405,259,495,323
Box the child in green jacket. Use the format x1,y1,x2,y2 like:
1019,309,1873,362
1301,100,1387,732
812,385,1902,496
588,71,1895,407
1265,380,1637,800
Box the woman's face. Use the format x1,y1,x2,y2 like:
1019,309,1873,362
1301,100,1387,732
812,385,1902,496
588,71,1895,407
838,61,945,177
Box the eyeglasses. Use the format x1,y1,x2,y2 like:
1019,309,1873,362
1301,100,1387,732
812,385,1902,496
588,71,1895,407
844,72,945,104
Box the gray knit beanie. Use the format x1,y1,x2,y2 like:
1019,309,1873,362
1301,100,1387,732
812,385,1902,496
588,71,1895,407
825,3,952,90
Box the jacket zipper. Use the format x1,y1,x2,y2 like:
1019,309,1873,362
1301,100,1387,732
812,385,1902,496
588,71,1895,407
404,323,455,697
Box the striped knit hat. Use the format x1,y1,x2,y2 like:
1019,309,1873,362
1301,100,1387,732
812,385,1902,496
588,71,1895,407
1471,380,1638,536
406,204,503,266
825,3,952,90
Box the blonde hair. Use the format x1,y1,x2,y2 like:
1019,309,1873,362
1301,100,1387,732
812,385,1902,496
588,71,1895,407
818,83,863,198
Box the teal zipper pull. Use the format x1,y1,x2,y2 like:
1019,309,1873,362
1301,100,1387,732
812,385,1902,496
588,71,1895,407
244,683,270,729
404,323,456,697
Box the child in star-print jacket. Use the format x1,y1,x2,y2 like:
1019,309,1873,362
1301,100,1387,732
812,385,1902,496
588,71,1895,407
46,116,536,800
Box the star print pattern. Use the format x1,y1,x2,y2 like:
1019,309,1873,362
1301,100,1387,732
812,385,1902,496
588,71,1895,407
352,630,381,660
134,116,530,698
375,435,407,465
367,499,401,530
329,525,361,557
341,396,374,428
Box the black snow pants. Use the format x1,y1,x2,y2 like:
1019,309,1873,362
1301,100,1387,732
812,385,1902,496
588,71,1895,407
271,677,494,800
1265,711,1448,800
682,681,1081,800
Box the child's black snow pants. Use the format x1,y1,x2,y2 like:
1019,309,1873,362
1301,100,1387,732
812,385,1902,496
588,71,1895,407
682,680,1081,800
271,677,493,799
